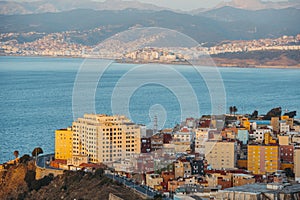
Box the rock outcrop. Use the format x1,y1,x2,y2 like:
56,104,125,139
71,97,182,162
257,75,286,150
0,161,144,200
283,111,297,119
263,107,282,120
0,160,36,199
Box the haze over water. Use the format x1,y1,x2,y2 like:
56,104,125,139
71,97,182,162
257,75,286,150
0,56,299,163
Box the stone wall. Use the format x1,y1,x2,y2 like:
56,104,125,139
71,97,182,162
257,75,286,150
35,166,63,179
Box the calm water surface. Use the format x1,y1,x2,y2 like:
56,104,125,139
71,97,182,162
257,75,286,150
0,56,299,163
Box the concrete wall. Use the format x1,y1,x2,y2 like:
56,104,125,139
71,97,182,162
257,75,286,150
109,193,124,200
35,166,63,180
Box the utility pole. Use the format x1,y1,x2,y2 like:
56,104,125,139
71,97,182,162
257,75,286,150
153,115,158,134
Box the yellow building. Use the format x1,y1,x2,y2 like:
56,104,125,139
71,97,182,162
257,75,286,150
264,132,276,145
240,118,250,131
248,145,280,175
281,116,289,121
280,163,294,171
146,174,163,189
72,114,142,164
55,128,73,160
173,160,191,179
271,117,280,133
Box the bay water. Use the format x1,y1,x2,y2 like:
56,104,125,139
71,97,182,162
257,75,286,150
0,56,299,163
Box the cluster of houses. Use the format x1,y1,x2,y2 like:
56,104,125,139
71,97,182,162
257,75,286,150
48,111,300,199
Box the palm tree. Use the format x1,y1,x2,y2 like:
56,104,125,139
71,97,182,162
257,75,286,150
32,147,43,158
229,106,233,115
13,150,20,164
233,106,238,116
13,150,19,159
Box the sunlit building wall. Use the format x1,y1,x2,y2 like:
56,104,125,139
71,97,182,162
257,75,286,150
72,114,141,164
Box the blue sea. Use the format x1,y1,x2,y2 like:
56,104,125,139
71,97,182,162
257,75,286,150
0,56,300,163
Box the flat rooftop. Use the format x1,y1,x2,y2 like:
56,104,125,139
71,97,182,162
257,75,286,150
224,183,300,194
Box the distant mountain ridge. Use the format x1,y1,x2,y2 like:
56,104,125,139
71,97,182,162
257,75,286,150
214,0,300,11
1,0,300,15
0,0,169,15
0,7,299,45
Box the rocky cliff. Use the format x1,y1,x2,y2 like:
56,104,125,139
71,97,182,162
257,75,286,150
0,160,36,199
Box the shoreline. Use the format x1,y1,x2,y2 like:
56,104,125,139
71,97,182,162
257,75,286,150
1,55,300,69
115,59,300,69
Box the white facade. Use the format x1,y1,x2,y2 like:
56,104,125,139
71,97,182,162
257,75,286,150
72,114,141,164
173,130,193,143
280,123,290,133
252,129,272,143
195,128,209,155
140,125,147,138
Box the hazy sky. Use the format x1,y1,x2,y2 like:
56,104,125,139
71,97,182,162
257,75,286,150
1,0,292,10
125,0,289,10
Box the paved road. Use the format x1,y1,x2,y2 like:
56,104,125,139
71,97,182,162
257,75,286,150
105,174,159,198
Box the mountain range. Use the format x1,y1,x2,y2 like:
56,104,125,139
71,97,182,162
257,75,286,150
0,0,168,15
0,0,300,15
1,6,299,45
215,0,300,11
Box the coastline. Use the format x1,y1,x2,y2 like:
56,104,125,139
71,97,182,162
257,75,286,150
115,59,300,69
1,55,300,69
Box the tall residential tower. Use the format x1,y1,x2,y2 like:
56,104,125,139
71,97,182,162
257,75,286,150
56,114,142,165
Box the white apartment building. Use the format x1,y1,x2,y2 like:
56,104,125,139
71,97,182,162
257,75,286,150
72,114,141,164
252,128,272,143
280,122,290,133
195,128,209,156
173,127,193,143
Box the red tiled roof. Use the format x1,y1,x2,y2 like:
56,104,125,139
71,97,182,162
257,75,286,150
186,118,194,121
79,163,105,168
52,159,67,164
181,128,189,132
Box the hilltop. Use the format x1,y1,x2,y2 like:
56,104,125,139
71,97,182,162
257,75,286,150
0,160,145,200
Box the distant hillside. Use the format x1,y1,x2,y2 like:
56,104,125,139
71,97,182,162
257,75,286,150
211,50,300,68
214,0,300,10
1,0,299,15
200,6,300,23
0,0,169,15
0,8,299,45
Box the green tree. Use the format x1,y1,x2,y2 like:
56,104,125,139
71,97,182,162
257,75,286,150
13,150,19,159
32,147,43,157
233,106,238,116
95,168,104,177
19,154,31,163
285,168,295,178
229,106,233,115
